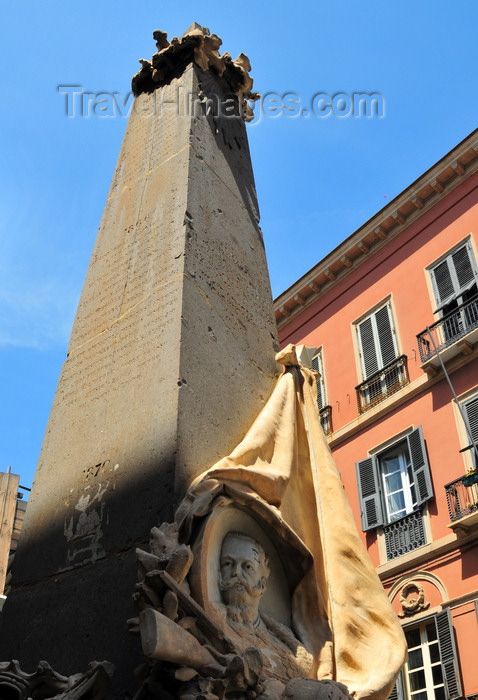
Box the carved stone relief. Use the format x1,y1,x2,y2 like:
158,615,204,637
0,659,113,699
128,346,408,700
398,581,430,618
130,490,350,700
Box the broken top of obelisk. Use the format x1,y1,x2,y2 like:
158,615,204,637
0,26,279,698
132,23,259,122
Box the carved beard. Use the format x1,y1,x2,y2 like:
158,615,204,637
218,575,263,626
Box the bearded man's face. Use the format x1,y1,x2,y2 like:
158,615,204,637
219,534,267,610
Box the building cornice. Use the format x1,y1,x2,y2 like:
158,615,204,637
274,130,478,330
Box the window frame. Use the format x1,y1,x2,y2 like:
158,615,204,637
355,300,399,382
355,426,433,532
390,610,462,700
461,393,478,469
311,347,327,411
428,237,478,315
380,439,417,522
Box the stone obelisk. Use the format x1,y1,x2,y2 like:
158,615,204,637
0,26,278,696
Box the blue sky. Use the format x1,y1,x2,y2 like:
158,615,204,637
1,1,477,490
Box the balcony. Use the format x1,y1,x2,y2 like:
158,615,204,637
355,355,409,414
445,471,478,531
417,294,478,367
319,405,333,436
383,509,426,560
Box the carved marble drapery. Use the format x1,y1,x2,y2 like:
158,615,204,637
177,345,407,700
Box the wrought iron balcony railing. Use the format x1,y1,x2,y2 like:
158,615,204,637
417,294,478,363
445,471,478,522
383,509,426,560
319,405,333,436
355,355,409,414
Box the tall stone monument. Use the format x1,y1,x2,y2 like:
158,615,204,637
0,26,279,697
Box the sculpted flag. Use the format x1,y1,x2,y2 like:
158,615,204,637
182,344,406,700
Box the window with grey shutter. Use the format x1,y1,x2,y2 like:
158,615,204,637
464,395,478,442
403,614,462,700
311,350,325,411
407,427,433,506
462,395,478,467
430,240,478,312
355,456,384,531
435,609,462,699
357,303,398,380
356,426,433,536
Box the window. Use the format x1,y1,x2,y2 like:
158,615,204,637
355,302,408,412
461,393,478,469
380,440,418,522
356,428,433,559
430,239,478,315
429,240,478,341
311,349,326,410
405,619,446,700
311,349,333,436
445,394,478,520
357,302,398,380
389,610,462,700
356,427,433,531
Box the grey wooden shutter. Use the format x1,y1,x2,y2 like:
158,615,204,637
358,316,379,378
431,259,455,306
463,395,478,467
311,352,324,410
355,456,384,531
387,671,405,700
463,395,478,444
375,304,397,367
358,304,397,379
435,609,462,699
431,240,478,307
407,427,433,505
452,242,476,291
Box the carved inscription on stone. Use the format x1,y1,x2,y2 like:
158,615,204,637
59,286,176,411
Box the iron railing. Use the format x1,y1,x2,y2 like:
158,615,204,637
384,509,426,560
417,294,478,363
445,471,478,522
319,405,333,436
355,355,409,414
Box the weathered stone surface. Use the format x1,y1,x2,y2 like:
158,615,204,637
130,348,407,699
0,37,278,697
0,659,114,699
132,25,259,121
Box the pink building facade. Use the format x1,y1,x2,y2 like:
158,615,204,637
275,131,478,700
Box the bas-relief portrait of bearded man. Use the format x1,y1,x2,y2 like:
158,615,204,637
134,349,407,700
218,532,313,689
136,516,353,700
